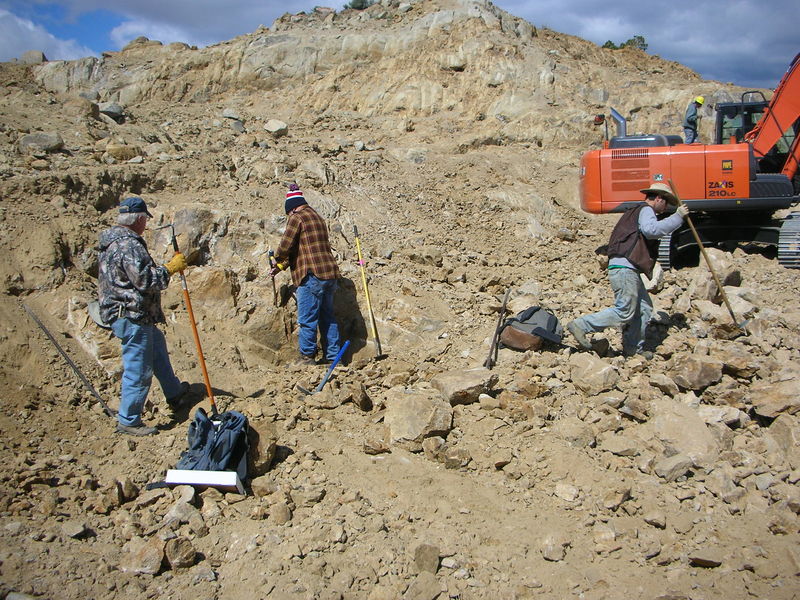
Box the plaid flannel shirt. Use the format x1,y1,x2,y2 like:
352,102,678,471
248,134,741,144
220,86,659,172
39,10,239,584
275,205,340,287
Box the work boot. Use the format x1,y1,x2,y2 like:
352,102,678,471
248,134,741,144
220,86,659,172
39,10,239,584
624,348,654,360
166,381,192,410
566,320,592,351
116,423,158,436
294,354,316,366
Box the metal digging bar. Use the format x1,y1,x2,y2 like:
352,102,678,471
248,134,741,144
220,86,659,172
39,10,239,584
668,179,749,333
484,288,511,369
164,224,219,416
268,249,278,307
353,225,383,358
22,303,116,418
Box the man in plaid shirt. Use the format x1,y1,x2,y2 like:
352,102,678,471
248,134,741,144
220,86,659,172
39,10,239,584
270,184,342,364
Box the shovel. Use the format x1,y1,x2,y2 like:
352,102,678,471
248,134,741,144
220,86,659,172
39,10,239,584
668,179,749,333
297,340,350,396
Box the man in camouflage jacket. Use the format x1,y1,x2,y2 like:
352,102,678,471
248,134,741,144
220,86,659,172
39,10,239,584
98,197,189,436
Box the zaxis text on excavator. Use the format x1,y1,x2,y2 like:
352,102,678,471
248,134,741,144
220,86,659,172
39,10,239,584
579,53,800,268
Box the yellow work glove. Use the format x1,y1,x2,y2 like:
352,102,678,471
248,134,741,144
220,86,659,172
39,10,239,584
164,252,187,275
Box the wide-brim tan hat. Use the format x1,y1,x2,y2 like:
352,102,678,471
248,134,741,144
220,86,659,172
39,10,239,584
640,182,678,205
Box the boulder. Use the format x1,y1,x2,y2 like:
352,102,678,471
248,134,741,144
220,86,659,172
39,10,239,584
654,453,693,482
749,379,800,418
165,537,196,569
413,543,440,574
98,102,125,121
765,414,800,468
569,353,619,395
689,549,724,568
19,50,47,64
696,405,746,427
430,367,498,405
688,248,740,302
119,536,165,574
17,132,64,154
644,398,719,468
105,143,142,161
716,344,760,378
599,433,639,456
705,464,744,504
669,355,723,390
150,206,224,264
248,421,278,477
384,387,453,451
405,245,444,267
264,119,289,137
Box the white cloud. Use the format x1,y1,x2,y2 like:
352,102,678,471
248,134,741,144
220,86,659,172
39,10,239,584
50,0,324,46
493,0,799,89
0,8,96,62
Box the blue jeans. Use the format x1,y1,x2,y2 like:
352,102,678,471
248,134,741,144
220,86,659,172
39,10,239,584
111,318,182,426
572,267,653,355
684,127,698,144
295,274,341,361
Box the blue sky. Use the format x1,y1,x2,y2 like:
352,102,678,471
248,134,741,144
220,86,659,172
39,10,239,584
1,0,797,89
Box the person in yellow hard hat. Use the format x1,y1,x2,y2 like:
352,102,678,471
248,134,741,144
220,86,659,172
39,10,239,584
683,96,704,143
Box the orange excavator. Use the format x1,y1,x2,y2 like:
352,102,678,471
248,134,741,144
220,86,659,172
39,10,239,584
579,52,800,268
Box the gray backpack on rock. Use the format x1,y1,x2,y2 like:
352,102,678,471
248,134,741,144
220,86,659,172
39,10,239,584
499,306,563,351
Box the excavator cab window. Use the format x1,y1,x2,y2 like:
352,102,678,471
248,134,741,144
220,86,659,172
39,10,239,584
716,102,766,144
759,118,799,174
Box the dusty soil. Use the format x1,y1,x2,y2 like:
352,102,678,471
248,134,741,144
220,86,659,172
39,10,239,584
1,1,798,599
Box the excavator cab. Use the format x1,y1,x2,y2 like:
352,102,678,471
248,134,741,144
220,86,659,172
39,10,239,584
714,93,767,144
715,93,799,177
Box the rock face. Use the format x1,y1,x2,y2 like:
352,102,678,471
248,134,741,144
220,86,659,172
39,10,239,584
0,1,798,599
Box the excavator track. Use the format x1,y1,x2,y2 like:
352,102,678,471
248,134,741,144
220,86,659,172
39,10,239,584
778,212,800,268
657,234,674,270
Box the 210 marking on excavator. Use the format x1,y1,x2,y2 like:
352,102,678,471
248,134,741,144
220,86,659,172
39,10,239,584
707,181,736,197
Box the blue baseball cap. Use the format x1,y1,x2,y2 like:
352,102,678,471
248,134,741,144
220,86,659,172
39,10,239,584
119,196,153,217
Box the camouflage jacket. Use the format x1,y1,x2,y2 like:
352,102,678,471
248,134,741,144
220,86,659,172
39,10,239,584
97,226,170,325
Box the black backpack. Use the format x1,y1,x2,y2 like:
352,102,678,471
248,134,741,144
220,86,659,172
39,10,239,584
499,306,563,351
176,408,250,481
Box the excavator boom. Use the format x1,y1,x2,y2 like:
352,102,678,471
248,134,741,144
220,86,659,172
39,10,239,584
744,52,800,180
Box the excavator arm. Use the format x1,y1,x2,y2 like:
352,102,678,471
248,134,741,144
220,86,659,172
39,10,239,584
744,53,800,180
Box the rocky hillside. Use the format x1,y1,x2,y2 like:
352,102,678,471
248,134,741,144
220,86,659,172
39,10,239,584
0,0,798,598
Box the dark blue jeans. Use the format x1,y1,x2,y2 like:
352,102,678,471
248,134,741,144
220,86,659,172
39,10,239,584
111,318,182,426
295,274,341,361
